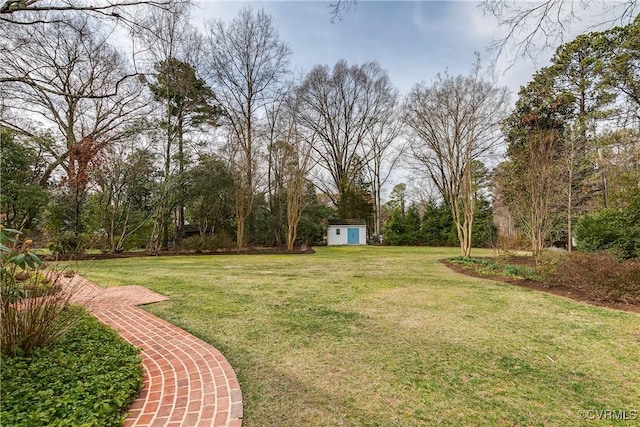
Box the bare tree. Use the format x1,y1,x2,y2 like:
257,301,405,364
362,97,403,240
0,15,146,245
204,7,291,248
0,0,177,27
481,0,638,63
404,61,509,257
296,60,397,219
497,66,575,254
495,132,566,254
263,82,296,245
93,140,157,253
280,94,316,251
132,2,200,70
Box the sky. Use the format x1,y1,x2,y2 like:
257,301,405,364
193,0,604,96
189,0,628,197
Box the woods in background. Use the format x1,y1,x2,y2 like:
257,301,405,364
1,4,638,258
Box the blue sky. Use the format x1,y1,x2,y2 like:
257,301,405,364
196,1,543,95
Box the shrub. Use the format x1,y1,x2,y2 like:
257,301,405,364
47,230,85,255
534,250,569,282
494,234,530,251
182,232,235,251
545,253,640,304
1,227,82,357
1,311,143,426
574,195,640,260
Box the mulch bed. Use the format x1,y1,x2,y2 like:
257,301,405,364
441,259,640,315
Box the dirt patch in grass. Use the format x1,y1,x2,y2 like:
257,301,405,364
441,257,640,315
45,245,315,261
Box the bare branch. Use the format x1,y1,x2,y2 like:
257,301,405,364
1,0,178,26
481,0,639,66
329,0,356,23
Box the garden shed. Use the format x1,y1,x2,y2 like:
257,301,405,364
327,219,367,246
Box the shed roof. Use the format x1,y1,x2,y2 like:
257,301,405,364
328,219,366,226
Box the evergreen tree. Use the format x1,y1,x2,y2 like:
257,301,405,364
148,57,222,249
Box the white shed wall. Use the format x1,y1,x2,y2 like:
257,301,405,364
327,225,367,245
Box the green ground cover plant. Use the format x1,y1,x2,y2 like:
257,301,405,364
73,246,640,426
1,310,143,427
448,255,540,280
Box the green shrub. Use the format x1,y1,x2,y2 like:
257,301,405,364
1,311,143,426
47,230,86,255
575,195,640,260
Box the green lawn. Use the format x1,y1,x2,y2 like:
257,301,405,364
72,246,640,426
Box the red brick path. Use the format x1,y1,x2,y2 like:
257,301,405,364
62,275,243,427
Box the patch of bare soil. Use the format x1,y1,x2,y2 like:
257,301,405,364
45,245,315,262
441,259,640,315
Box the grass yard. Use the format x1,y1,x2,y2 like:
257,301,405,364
72,246,640,426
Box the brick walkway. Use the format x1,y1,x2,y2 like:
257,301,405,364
62,275,243,427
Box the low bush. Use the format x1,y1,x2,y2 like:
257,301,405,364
534,250,569,282
1,311,143,426
545,253,640,304
494,234,530,251
1,227,82,357
182,232,235,251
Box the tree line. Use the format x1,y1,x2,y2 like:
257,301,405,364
1,3,638,258
495,15,640,258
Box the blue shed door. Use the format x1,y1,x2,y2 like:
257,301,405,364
347,228,360,244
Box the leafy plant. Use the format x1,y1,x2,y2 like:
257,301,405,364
1,226,82,356
1,311,143,426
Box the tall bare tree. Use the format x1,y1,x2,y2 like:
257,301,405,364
279,94,316,251
0,15,146,247
204,7,291,248
405,61,509,256
362,97,403,240
263,83,295,245
296,60,397,219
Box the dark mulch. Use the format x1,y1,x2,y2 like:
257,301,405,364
441,259,640,315
45,245,315,262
